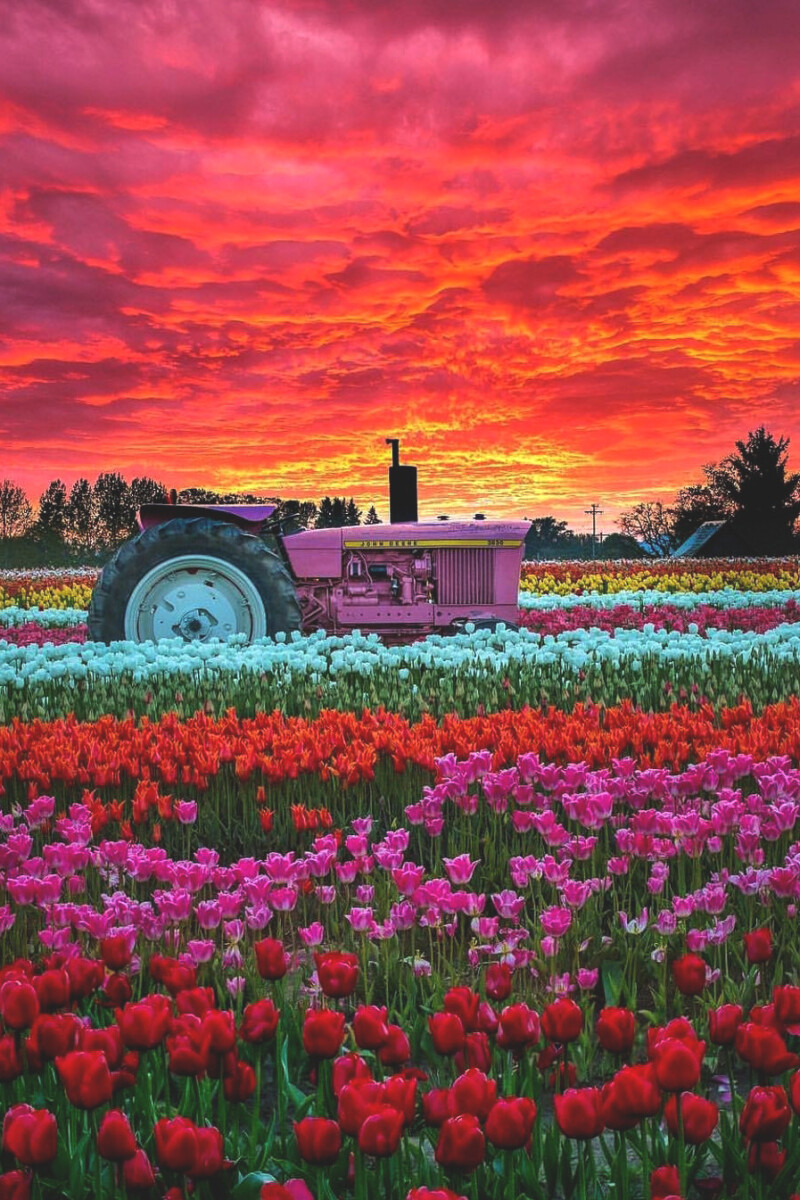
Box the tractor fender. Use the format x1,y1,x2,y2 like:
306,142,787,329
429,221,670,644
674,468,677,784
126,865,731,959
138,503,277,533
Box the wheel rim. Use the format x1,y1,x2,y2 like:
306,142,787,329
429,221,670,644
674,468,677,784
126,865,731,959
123,554,268,643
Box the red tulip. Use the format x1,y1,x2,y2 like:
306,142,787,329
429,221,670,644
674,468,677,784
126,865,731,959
496,1003,540,1051
379,1024,411,1067
553,1088,605,1139
604,1063,661,1120
747,1140,786,1181
664,1092,718,1144
422,1087,455,1127
0,1168,32,1199
456,1031,492,1074
353,1005,390,1051
302,1009,346,1059
314,951,359,998
596,1007,635,1055
736,1022,800,1075
2,1105,58,1166
117,994,172,1050
406,1191,467,1200
260,1183,314,1200
652,1038,703,1092
485,962,513,1002
443,987,480,1032
0,1036,23,1083
100,934,134,971
651,1165,682,1198
254,938,289,980
428,1012,465,1055
773,984,800,1027
744,928,773,965
357,1106,404,1157
122,1150,156,1190
739,1085,792,1142
450,1069,497,1122
104,974,132,1007
55,1050,114,1109
97,1110,137,1161
66,956,104,1001
708,1004,743,1045
240,998,280,1043
485,1096,537,1149
294,1117,342,1166
382,1074,417,1126
33,969,70,1012
175,987,216,1017
671,954,707,997
337,1079,385,1136
223,1058,256,1103
80,1024,124,1068
435,1114,485,1170
154,1117,226,1178
26,1013,81,1064
0,980,38,1031
332,1052,372,1097
541,998,583,1044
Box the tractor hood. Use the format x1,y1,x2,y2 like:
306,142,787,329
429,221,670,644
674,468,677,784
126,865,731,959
283,520,530,579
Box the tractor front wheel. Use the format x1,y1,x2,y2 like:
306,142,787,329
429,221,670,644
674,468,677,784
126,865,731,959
87,518,301,644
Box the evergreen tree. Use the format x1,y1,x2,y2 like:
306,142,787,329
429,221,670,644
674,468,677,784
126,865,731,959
345,498,362,526
365,506,381,525
330,498,348,527
315,497,335,528
37,480,68,541
704,427,800,554
65,478,95,551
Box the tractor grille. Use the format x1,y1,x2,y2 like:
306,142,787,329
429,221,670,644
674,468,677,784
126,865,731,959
436,549,496,606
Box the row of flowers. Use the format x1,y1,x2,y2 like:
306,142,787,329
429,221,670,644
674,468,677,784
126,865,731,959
5,599,800,649
9,944,800,1198
2,700,800,815
1,623,799,723
519,560,800,595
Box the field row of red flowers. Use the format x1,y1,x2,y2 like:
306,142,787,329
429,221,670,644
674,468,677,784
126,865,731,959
4,600,800,647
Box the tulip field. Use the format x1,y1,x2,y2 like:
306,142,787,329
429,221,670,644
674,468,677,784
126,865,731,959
5,562,800,1199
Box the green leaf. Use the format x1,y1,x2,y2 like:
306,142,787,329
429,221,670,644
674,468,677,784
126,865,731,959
231,1171,277,1199
602,959,624,1006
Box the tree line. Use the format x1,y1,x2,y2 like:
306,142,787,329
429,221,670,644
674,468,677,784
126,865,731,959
617,427,800,557
0,473,382,567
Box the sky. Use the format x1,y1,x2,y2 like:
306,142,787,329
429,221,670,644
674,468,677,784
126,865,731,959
2,0,800,531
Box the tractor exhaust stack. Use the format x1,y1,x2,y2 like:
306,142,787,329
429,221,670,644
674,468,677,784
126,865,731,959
385,438,418,524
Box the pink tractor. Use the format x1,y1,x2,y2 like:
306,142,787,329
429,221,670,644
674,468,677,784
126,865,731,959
87,442,530,644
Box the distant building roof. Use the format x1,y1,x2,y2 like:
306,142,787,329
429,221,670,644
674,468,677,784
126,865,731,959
672,521,728,557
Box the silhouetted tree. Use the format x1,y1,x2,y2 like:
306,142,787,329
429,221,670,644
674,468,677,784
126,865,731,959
365,506,381,525
669,484,726,547
704,427,800,554
65,479,94,550
315,497,335,528
599,533,644,560
345,498,362,526
524,517,572,560
94,472,136,548
130,477,168,513
617,502,675,557
0,480,33,540
37,480,68,542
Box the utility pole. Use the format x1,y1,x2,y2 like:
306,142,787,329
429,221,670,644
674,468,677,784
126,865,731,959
585,502,603,560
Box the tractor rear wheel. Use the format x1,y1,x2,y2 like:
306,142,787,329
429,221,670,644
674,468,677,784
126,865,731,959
87,518,302,644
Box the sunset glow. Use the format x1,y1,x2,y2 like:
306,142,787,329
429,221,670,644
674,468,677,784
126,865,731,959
2,0,800,530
